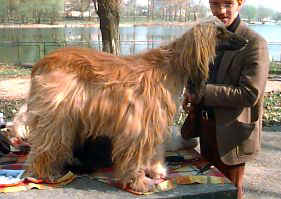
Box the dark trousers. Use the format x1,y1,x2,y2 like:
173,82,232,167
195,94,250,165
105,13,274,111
200,117,245,199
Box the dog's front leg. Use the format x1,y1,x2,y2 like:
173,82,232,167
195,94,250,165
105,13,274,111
145,144,167,180
115,165,160,192
112,139,158,192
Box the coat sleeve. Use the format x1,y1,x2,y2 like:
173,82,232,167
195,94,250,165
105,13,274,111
203,36,270,108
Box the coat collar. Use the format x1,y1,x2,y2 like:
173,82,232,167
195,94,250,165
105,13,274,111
216,22,248,83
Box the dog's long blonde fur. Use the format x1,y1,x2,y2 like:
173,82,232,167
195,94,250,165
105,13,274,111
25,19,222,191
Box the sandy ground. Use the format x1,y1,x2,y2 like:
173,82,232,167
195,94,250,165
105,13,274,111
0,77,280,100
244,125,281,199
0,77,30,99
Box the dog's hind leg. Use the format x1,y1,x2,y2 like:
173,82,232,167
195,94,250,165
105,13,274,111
26,115,78,180
26,72,81,180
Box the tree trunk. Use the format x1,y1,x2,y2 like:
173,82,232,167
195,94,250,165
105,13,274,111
173,6,177,21
93,0,120,55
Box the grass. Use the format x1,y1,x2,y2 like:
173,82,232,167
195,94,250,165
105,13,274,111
0,65,31,120
269,62,281,75
0,98,25,120
0,65,31,79
0,63,281,126
265,62,281,126
263,91,281,126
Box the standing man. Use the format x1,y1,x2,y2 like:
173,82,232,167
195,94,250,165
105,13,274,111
181,0,269,198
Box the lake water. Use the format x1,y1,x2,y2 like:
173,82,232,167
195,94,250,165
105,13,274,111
249,24,281,61
0,23,281,64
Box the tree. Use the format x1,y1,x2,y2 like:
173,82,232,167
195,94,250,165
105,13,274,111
0,0,63,24
30,0,63,24
93,0,121,55
240,5,257,22
257,6,273,21
155,0,207,22
67,0,92,18
0,0,8,21
273,11,281,21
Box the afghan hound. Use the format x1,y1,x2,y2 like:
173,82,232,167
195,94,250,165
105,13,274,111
21,17,247,192
8,103,29,139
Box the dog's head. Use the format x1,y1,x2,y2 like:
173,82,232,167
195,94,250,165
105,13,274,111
184,17,248,96
213,19,248,51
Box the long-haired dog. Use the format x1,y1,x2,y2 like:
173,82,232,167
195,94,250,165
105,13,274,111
22,18,247,192
8,104,29,140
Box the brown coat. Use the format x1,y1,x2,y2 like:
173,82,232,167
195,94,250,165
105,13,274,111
203,22,270,165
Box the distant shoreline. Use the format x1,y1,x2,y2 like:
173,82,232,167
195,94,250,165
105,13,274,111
0,21,192,29
0,23,99,29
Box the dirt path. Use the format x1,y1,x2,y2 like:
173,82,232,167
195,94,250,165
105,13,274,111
266,80,281,92
0,77,30,99
244,126,281,199
0,77,280,100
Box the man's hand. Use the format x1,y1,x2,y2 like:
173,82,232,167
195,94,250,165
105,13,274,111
184,80,207,105
182,92,202,114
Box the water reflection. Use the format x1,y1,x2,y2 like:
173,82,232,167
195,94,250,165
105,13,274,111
0,24,281,64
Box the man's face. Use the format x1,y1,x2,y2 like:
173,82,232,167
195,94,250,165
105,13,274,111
209,0,243,27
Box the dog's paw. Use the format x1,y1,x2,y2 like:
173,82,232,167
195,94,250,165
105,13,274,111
128,176,158,193
146,162,167,179
25,168,67,182
121,169,157,193
37,171,69,183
